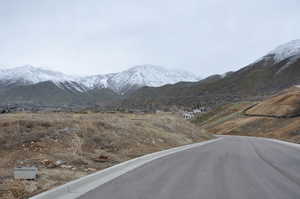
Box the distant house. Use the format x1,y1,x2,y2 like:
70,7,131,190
182,106,207,120
193,109,202,114
193,107,206,114
183,112,194,120
14,167,38,180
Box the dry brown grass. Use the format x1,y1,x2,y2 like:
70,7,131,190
246,86,300,117
0,112,212,198
195,87,300,144
207,116,300,143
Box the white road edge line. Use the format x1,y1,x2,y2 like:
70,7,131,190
30,137,222,199
218,134,300,149
262,138,300,149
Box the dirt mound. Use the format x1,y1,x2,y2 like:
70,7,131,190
246,86,300,117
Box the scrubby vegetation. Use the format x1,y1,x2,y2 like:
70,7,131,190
0,112,212,198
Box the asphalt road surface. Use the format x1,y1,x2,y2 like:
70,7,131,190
78,136,300,199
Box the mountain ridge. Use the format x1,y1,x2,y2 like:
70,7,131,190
0,64,199,94
1,39,300,108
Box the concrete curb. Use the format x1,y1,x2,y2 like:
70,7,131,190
30,138,222,199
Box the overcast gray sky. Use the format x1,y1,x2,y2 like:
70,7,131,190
0,0,300,77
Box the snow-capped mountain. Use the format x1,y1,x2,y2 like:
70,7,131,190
0,64,199,94
0,65,87,92
254,39,300,65
0,65,76,84
251,39,300,74
268,39,300,62
80,65,199,94
111,65,198,92
79,74,115,89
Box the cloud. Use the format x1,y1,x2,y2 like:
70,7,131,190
0,0,299,76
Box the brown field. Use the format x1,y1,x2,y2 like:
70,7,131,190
0,112,212,199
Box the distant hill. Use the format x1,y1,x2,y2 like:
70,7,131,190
122,40,300,109
0,81,121,106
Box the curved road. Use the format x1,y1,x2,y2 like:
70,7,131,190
78,136,300,199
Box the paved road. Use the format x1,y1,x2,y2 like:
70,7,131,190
78,136,300,199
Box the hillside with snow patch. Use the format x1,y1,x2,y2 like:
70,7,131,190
268,39,300,62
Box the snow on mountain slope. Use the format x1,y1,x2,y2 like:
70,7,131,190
267,39,300,62
107,65,199,93
0,65,76,84
78,65,199,93
79,74,115,89
0,65,87,92
0,64,199,94
251,39,300,70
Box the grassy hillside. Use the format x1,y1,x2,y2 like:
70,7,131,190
245,86,300,117
193,86,300,143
